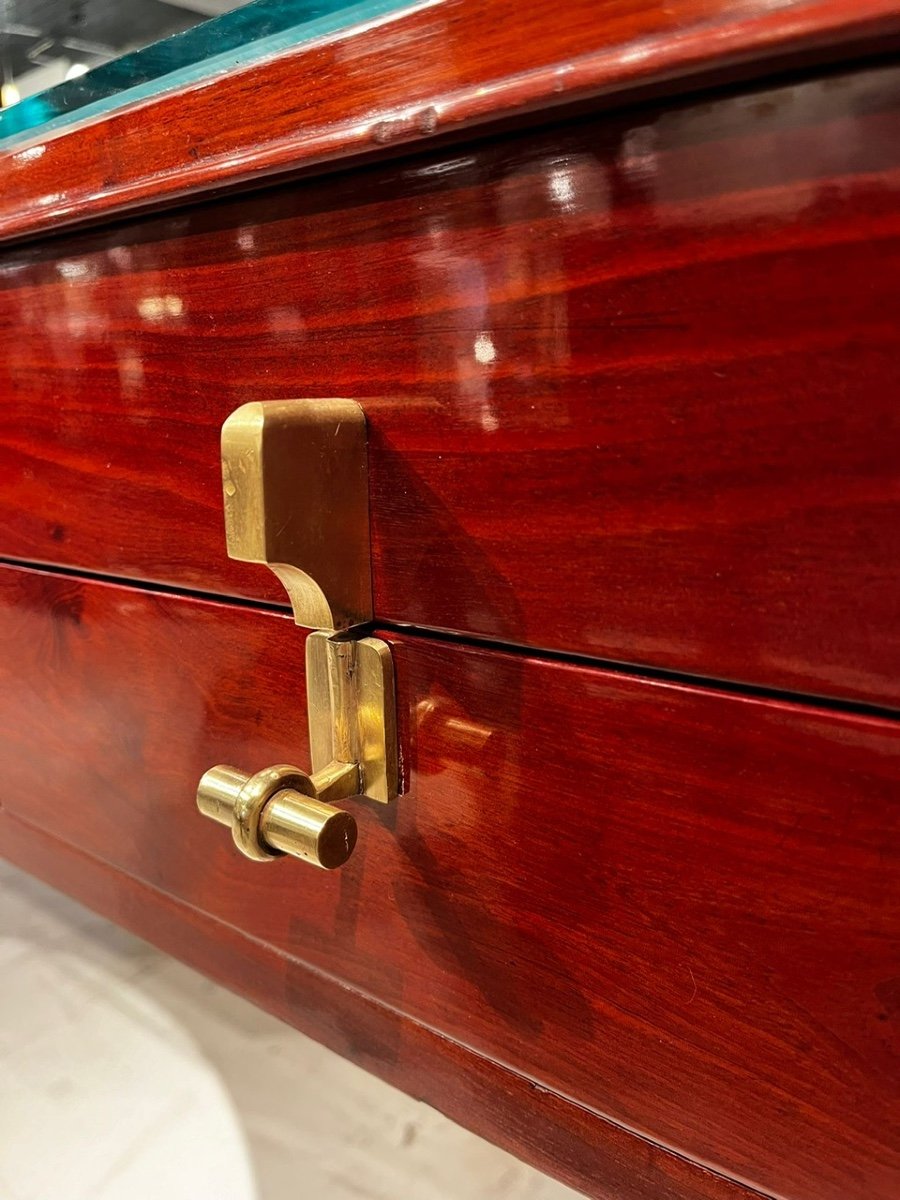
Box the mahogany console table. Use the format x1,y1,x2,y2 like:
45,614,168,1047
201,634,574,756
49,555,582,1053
0,4,898,1197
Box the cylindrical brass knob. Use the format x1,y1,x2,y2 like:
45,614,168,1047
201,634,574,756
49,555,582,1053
197,762,357,870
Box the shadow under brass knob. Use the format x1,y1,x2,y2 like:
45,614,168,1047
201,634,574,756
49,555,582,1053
197,762,358,870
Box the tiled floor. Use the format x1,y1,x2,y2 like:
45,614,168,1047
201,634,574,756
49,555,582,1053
0,860,580,1200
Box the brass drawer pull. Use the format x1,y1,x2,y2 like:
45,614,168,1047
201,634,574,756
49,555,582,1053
197,401,399,871
197,763,358,870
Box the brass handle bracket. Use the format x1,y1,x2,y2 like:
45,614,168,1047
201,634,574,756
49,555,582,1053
306,631,398,807
197,400,400,870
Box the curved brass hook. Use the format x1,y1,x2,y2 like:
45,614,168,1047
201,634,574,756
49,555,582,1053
221,399,372,631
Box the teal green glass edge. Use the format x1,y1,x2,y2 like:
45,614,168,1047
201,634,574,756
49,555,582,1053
0,0,416,150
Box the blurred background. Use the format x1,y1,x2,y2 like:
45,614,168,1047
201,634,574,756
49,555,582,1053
1,0,248,104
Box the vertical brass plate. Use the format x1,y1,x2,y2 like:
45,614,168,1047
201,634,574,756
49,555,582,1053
306,631,334,775
306,631,398,804
356,636,399,805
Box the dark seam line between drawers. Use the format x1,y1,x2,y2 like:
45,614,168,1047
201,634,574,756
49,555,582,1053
0,808,778,1200
0,554,291,615
1,552,897,725
375,620,900,723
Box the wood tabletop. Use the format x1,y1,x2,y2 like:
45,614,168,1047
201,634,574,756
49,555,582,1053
2,0,899,243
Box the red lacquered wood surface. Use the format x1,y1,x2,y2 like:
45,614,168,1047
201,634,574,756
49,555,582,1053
2,0,899,243
0,823,759,1200
0,563,896,1200
2,64,899,705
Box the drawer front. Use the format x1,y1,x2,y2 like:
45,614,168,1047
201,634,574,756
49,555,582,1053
1,61,900,705
0,564,896,1200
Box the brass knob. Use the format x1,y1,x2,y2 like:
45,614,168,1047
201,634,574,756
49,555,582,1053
197,762,358,870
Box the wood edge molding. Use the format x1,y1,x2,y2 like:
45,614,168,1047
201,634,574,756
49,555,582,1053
0,814,763,1200
2,0,900,244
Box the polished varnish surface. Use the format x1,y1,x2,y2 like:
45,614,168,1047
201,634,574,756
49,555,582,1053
2,0,899,242
1,64,899,706
0,563,896,1200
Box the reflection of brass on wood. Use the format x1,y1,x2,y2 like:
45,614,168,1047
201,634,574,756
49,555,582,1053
198,400,398,870
221,399,372,632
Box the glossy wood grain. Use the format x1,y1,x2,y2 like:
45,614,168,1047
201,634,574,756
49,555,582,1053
0,563,896,1200
2,63,899,705
2,0,899,243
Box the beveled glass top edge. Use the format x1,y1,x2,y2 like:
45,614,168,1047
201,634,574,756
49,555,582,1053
0,0,417,152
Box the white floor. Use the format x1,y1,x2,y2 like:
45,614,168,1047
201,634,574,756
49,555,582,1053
0,859,581,1200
